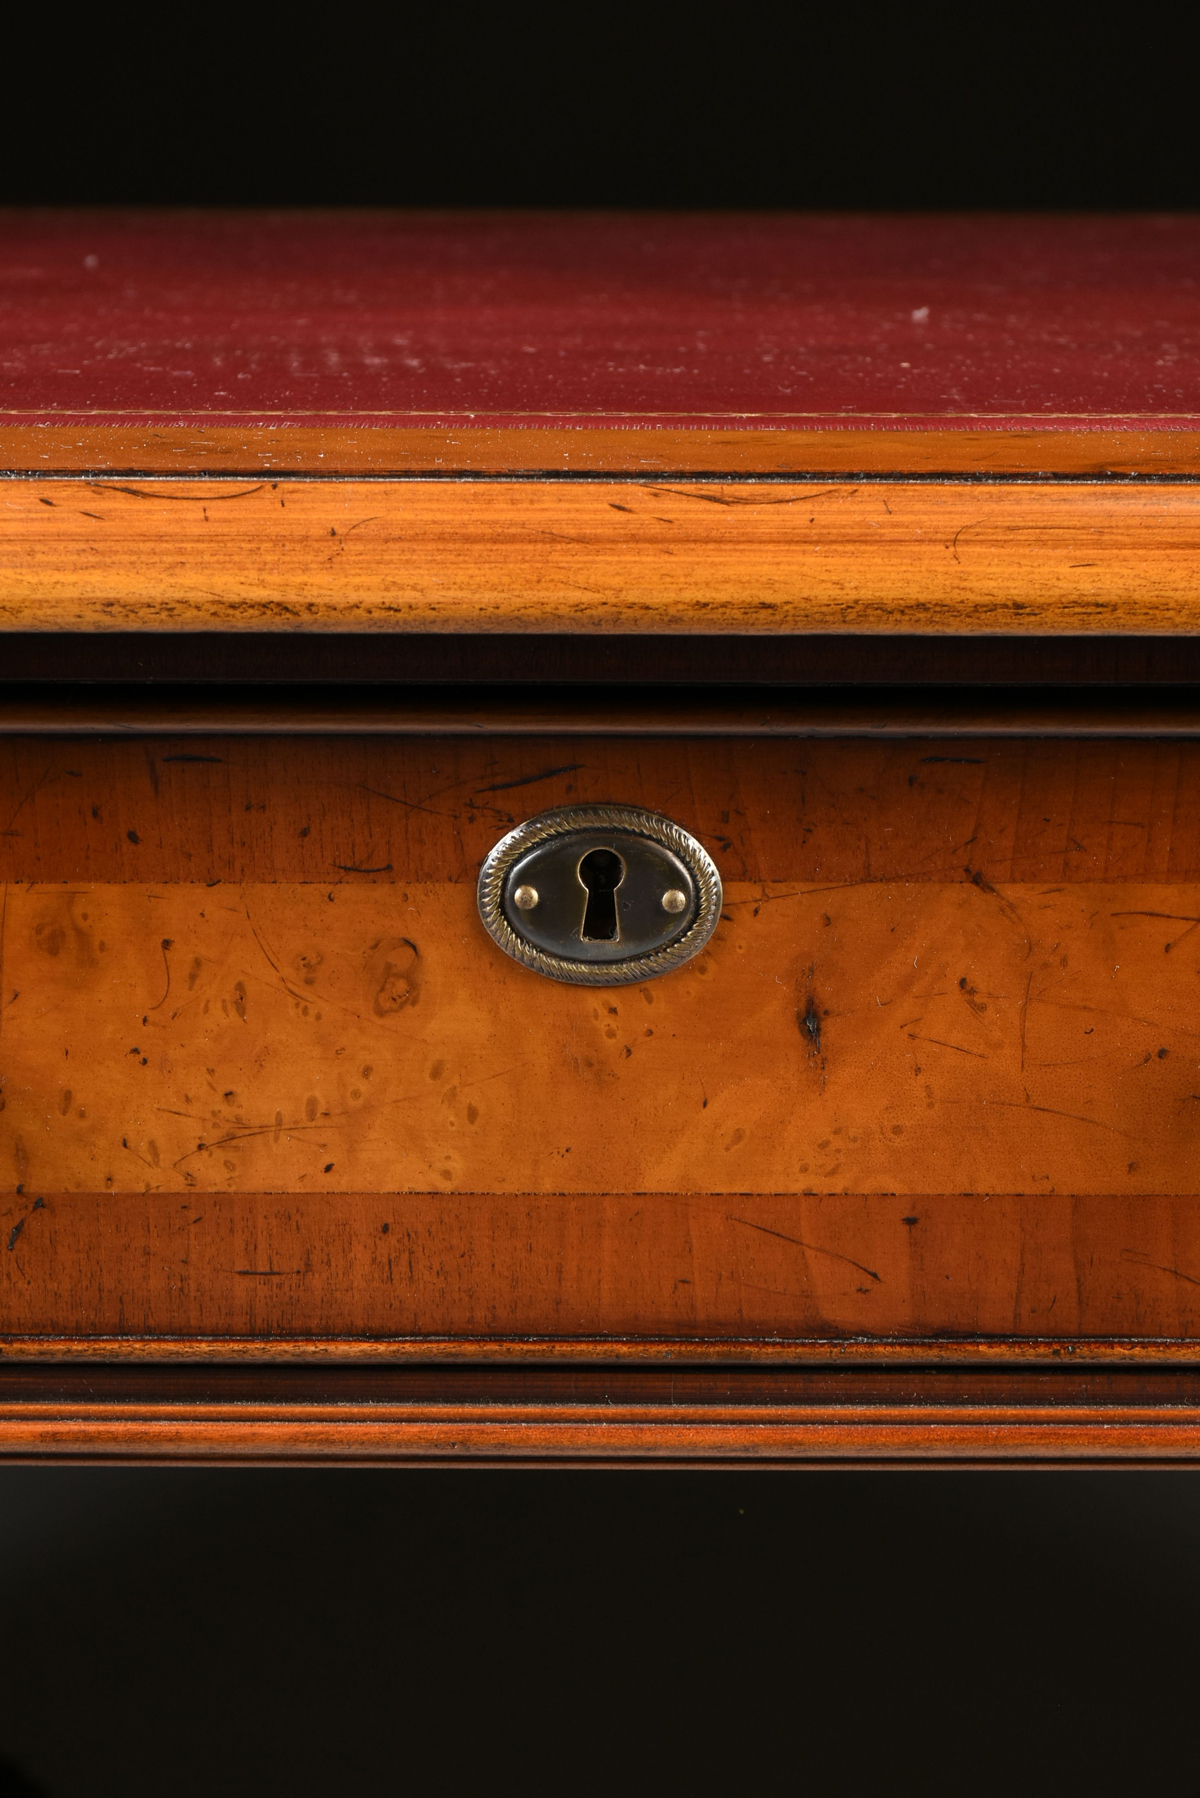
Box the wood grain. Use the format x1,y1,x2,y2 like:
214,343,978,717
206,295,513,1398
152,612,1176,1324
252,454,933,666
6,479,1200,635
4,732,1200,888
5,732,1200,1372
4,877,1199,1200
5,1400,1200,1465
9,425,1200,478
5,1189,1200,1346
7,1365,1200,1463
4,1365,1200,1464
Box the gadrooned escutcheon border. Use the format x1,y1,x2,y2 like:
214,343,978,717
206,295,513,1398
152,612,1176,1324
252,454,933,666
476,803,723,986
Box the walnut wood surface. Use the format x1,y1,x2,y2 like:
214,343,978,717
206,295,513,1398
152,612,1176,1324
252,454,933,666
5,479,1200,635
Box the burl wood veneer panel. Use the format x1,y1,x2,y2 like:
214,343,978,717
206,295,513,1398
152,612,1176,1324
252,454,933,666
4,733,1200,1349
4,874,1199,1198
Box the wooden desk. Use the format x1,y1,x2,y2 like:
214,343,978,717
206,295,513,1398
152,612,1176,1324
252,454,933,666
5,212,1200,1463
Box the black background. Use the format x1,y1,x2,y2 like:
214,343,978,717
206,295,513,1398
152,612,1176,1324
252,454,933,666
2,1466,1200,1797
2,14,1198,212
3,13,1200,1796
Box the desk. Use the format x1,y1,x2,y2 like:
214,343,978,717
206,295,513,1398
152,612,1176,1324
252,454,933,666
4,212,1200,1462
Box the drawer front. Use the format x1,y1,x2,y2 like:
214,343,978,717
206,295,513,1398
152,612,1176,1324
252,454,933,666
4,729,1200,1366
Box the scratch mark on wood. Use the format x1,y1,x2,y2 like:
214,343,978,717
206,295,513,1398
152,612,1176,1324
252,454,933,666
1020,969,1033,1072
982,1098,1128,1134
1,764,52,839
459,1065,528,1091
1121,1249,1200,1288
1111,911,1200,922
907,1033,987,1059
965,866,1033,957
148,937,175,1011
92,483,266,502
726,1215,882,1283
358,783,453,820
474,763,585,795
645,485,844,508
1111,909,1200,953
243,907,282,976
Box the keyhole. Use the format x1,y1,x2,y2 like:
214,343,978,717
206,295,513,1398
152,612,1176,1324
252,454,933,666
579,848,625,941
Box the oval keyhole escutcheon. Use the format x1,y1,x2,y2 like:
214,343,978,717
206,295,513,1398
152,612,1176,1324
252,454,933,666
477,804,722,986
578,847,625,941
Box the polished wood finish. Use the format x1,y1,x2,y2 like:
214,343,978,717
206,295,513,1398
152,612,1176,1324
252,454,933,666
7,1400,1200,1465
4,875,1198,1199
4,1364,1200,1466
7,209,1200,1461
6,730,1200,1407
10,425,1200,478
5,478,1200,635
7,729,1200,884
6,1190,1200,1349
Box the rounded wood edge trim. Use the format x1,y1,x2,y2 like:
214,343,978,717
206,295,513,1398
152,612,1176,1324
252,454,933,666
6,424,1200,476
7,476,1200,637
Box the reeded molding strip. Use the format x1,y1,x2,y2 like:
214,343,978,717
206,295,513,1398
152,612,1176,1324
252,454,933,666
4,1402,1200,1465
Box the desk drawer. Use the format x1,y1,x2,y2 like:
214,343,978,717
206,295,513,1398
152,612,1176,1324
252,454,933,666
5,725,1200,1459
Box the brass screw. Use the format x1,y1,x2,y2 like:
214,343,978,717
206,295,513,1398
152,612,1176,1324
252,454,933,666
513,884,539,912
661,888,687,914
